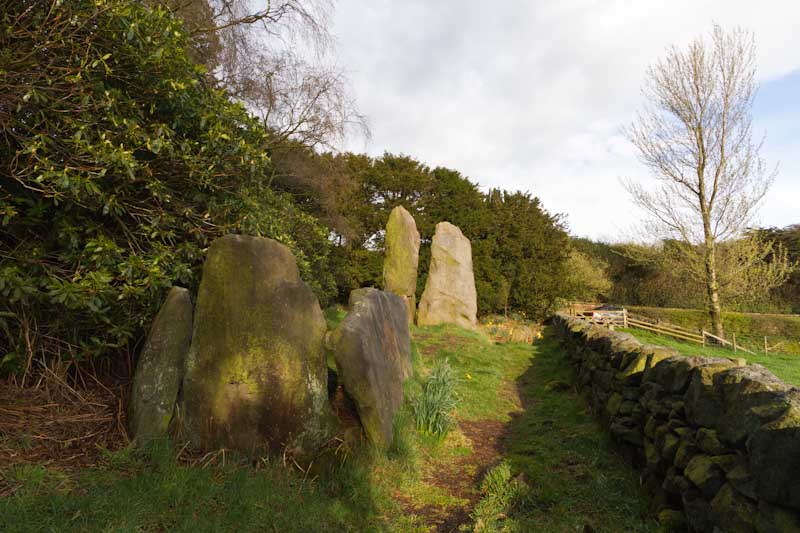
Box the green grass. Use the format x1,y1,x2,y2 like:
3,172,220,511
622,327,800,387
1,322,655,532
629,305,800,355
473,332,656,532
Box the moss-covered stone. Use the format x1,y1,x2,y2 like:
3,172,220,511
180,235,334,458
382,206,420,325
710,483,757,533
696,428,726,455
684,454,725,498
713,365,793,446
606,392,623,417
657,509,687,532
748,391,800,510
684,359,739,428
130,286,193,441
332,288,412,449
756,500,800,533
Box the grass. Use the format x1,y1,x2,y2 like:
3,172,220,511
622,327,800,387
473,332,656,532
1,320,656,532
629,305,800,355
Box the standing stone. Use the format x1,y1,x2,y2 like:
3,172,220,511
331,288,412,448
130,286,193,441
180,234,334,457
417,221,477,329
383,205,421,325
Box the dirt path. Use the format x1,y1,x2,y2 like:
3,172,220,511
397,418,511,532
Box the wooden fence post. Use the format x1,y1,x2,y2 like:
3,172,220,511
764,336,768,356
733,332,737,353
702,330,706,347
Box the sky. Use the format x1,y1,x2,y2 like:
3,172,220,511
331,0,800,241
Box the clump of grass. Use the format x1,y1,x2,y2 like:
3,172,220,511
470,461,527,532
414,358,458,437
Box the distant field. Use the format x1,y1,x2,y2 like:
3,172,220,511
623,327,800,387
628,305,800,356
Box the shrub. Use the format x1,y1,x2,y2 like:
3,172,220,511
413,358,458,437
0,0,335,374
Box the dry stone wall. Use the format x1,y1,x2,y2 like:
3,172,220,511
553,313,800,533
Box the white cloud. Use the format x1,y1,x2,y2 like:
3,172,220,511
332,0,800,238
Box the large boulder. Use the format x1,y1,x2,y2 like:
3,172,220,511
417,222,477,329
382,205,420,324
180,235,334,457
331,288,412,448
129,286,193,440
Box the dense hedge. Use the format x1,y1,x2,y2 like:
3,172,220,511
0,0,335,371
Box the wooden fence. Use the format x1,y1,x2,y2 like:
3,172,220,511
565,303,785,356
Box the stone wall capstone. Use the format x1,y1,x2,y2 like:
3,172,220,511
553,313,800,532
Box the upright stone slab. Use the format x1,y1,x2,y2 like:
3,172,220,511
180,234,333,457
129,286,193,440
332,288,412,448
383,205,420,324
417,221,477,329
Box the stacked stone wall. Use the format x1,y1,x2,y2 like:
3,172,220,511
553,313,800,532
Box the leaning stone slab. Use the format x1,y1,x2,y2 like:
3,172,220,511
130,286,193,441
180,234,334,458
417,221,477,329
331,288,412,449
383,206,420,324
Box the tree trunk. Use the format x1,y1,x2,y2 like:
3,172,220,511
704,242,725,337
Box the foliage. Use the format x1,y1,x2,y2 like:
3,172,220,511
414,358,458,437
470,461,528,532
624,24,773,336
563,249,612,303
305,152,573,318
751,225,800,313
575,236,795,314
0,0,336,372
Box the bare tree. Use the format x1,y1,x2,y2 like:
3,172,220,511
159,0,368,149
625,24,776,336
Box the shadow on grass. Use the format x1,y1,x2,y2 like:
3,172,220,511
0,434,400,533
482,328,658,532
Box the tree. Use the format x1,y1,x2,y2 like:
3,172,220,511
0,0,336,376
158,0,367,149
625,24,775,336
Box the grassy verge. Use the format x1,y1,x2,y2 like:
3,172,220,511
1,321,655,532
629,305,800,355
469,332,655,532
622,327,800,387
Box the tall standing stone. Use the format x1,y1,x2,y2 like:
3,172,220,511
180,234,334,458
417,222,477,329
129,286,193,440
382,205,420,325
331,288,412,448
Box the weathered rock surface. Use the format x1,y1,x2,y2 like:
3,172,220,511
552,313,800,530
130,286,193,440
180,234,334,457
417,222,477,329
332,288,412,448
382,205,420,324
